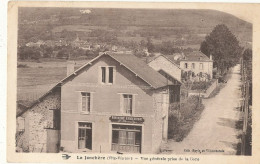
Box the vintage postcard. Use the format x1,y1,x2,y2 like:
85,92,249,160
7,1,260,163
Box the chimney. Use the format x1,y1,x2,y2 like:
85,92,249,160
67,61,75,76
210,54,213,60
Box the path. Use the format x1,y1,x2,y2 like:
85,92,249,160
164,65,243,155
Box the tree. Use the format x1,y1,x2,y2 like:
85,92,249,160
243,48,252,61
200,24,243,75
146,37,155,53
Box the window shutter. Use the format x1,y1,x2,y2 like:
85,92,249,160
132,95,136,115
119,94,123,114
78,92,81,112
90,92,94,113
98,67,101,83
113,67,116,84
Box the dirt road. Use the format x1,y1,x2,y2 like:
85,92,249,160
164,65,243,155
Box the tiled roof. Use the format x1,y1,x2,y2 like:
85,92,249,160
109,52,172,88
180,51,212,62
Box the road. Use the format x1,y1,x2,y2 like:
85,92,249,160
164,65,243,155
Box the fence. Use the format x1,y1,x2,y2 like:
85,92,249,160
240,57,252,155
188,79,218,98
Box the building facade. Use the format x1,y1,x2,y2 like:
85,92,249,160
16,52,180,154
179,51,213,81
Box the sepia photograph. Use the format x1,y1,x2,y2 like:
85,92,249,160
7,2,260,163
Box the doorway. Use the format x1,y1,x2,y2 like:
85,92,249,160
78,122,92,150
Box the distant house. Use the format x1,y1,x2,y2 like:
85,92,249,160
26,40,45,47
16,52,181,154
179,51,213,81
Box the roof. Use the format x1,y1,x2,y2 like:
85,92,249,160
147,55,182,68
17,52,171,116
109,52,172,88
180,51,212,62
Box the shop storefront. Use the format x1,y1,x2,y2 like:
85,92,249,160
109,116,144,153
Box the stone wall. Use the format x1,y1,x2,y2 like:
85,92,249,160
152,88,169,153
16,90,61,152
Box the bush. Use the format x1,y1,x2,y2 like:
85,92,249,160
168,96,204,141
17,64,29,68
191,81,213,90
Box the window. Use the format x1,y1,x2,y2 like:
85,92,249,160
101,67,106,83
78,122,92,150
123,94,132,115
17,117,25,132
109,67,114,83
192,63,195,69
199,63,203,70
81,92,90,113
100,66,115,84
185,63,188,68
111,125,141,153
53,110,60,130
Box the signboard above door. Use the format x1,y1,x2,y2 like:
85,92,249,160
109,116,144,124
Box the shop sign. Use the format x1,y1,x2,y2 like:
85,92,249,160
109,116,144,124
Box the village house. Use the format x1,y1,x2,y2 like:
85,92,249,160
179,51,213,81
148,55,182,104
16,52,181,154
168,51,213,81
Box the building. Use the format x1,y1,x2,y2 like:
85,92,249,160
16,52,181,154
179,51,213,80
148,55,182,104
148,55,182,82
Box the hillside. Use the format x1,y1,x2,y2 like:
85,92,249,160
18,8,252,48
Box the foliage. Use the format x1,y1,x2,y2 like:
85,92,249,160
243,48,252,61
200,24,243,75
17,64,29,68
190,80,214,90
168,96,204,141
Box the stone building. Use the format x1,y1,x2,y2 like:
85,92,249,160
16,52,181,154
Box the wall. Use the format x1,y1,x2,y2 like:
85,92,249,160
180,61,213,79
188,79,218,98
148,56,182,82
16,90,61,152
152,88,169,153
60,55,160,153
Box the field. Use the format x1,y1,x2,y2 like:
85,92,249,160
17,60,89,102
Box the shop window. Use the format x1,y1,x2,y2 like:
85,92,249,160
81,92,91,113
123,94,132,115
111,125,141,153
78,122,92,150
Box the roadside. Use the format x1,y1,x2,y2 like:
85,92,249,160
162,65,242,155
